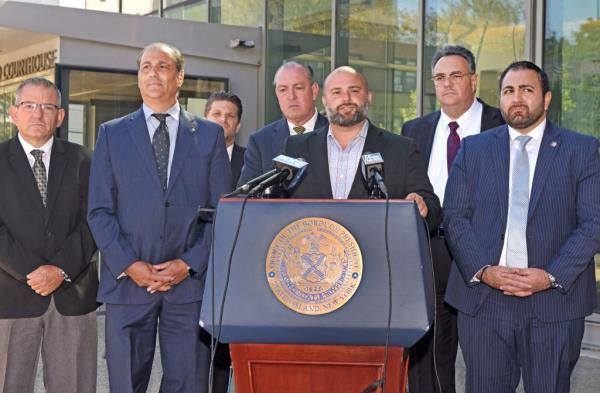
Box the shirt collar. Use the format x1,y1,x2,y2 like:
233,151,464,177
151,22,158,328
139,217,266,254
327,119,370,141
18,133,54,157
287,108,318,134
142,102,180,123
440,98,481,131
508,118,546,143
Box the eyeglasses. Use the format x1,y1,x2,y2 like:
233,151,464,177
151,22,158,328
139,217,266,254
16,102,60,113
431,73,473,85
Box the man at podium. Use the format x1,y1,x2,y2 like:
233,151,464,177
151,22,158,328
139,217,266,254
282,66,441,230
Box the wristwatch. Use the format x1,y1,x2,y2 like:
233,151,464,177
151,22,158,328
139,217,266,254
59,269,72,283
187,266,198,278
547,272,562,290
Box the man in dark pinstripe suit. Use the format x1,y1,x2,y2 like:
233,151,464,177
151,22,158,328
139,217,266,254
444,61,600,393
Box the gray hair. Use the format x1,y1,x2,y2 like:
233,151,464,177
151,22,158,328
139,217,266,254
431,45,476,74
137,42,184,73
272,61,314,86
15,77,62,107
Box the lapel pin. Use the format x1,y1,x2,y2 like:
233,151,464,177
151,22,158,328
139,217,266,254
550,141,557,147
191,124,197,133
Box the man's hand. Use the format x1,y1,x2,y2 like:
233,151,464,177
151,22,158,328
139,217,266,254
405,192,428,218
125,261,173,292
499,268,551,297
149,259,190,293
27,265,64,296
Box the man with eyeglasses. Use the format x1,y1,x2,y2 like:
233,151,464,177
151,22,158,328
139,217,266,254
0,77,98,393
402,45,505,393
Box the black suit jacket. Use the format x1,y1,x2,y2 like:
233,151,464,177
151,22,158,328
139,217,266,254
282,122,442,229
401,99,505,163
0,136,98,318
230,143,245,189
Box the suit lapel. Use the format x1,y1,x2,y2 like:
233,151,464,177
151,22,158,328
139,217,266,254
7,137,46,212
348,123,385,199
167,111,196,195
308,128,333,198
127,108,162,190
491,126,510,222
45,138,67,216
480,100,504,131
273,118,289,151
421,112,441,163
528,124,560,219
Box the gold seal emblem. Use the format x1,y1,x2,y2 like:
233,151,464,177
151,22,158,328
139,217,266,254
266,217,363,315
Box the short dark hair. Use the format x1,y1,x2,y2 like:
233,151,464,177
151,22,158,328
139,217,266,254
273,61,314,86
499,61,550,95
431,45,476,74
15,77,61,107
137,42,184,73
204,91,243,121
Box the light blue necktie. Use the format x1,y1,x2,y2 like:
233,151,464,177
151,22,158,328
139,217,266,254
506,135,532,268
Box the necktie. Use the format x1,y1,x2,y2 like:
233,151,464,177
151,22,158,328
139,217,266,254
31,149,47,207
506,135,532,268
293,125,306,134
152,113,170,192
447,121,460,172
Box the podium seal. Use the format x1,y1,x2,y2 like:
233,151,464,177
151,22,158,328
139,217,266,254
266,217,363,315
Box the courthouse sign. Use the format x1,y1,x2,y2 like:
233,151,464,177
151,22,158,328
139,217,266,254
0,50,57,81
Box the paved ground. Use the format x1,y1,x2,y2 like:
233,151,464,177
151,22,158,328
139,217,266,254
34,314,600,392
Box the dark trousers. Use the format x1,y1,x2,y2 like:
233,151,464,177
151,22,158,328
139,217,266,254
105,299,210,393
199,329,231,393
409,236,458,393
458,290,584,393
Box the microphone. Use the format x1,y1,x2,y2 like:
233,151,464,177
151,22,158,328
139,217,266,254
248,155,309,197
360,152,389,199
226,168,279,197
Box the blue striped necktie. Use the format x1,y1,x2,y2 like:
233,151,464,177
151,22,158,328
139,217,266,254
506,135,532,268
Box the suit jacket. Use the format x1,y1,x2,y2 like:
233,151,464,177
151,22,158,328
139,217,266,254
444,122,600,322
230,143,245,189
0,136,98,318
401,98,505,164
87,107,232,305
282,122,442,230
237,113,329,185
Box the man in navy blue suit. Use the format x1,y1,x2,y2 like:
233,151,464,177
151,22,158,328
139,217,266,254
88,42,231,393
237,61,328,185
444,61,600,393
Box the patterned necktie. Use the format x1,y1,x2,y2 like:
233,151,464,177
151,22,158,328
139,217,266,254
293,125,306,134
152,113,170,192
447,121,460,172
506,135,532,268
31,149,47,207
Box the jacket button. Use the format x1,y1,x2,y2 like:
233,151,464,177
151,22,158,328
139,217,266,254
45,230,52,237
165,202,170,208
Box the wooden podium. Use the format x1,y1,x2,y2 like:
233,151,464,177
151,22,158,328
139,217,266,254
230,344,408,393
200,199,433,393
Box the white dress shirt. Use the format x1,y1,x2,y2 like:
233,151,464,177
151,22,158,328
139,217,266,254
18,134,54,179
287,109,319,135
498,119,546,267
429,99,483,204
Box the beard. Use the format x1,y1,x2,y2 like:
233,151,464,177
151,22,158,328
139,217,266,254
326,102,369,127
502,102,545,130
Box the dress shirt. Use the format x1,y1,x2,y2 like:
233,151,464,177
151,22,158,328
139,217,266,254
143,103,180,183
287,109,319,135
18,134,54,180
226,143,234,161
327,120,369,199
429,99,483,204
498,119,545,267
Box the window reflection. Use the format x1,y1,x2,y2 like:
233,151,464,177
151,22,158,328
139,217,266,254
423,0,526,114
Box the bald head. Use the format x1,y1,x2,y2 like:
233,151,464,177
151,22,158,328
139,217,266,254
323,66,369,92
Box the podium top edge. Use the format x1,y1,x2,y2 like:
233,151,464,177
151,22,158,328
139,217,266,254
219,198,414,204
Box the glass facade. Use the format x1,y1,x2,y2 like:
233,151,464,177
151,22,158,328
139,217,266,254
56,67,227,149
544,0,600,313
423,0,527,113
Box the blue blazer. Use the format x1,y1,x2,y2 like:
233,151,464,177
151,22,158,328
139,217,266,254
88,108,232,304
237,113,329,185
444,122,600,322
